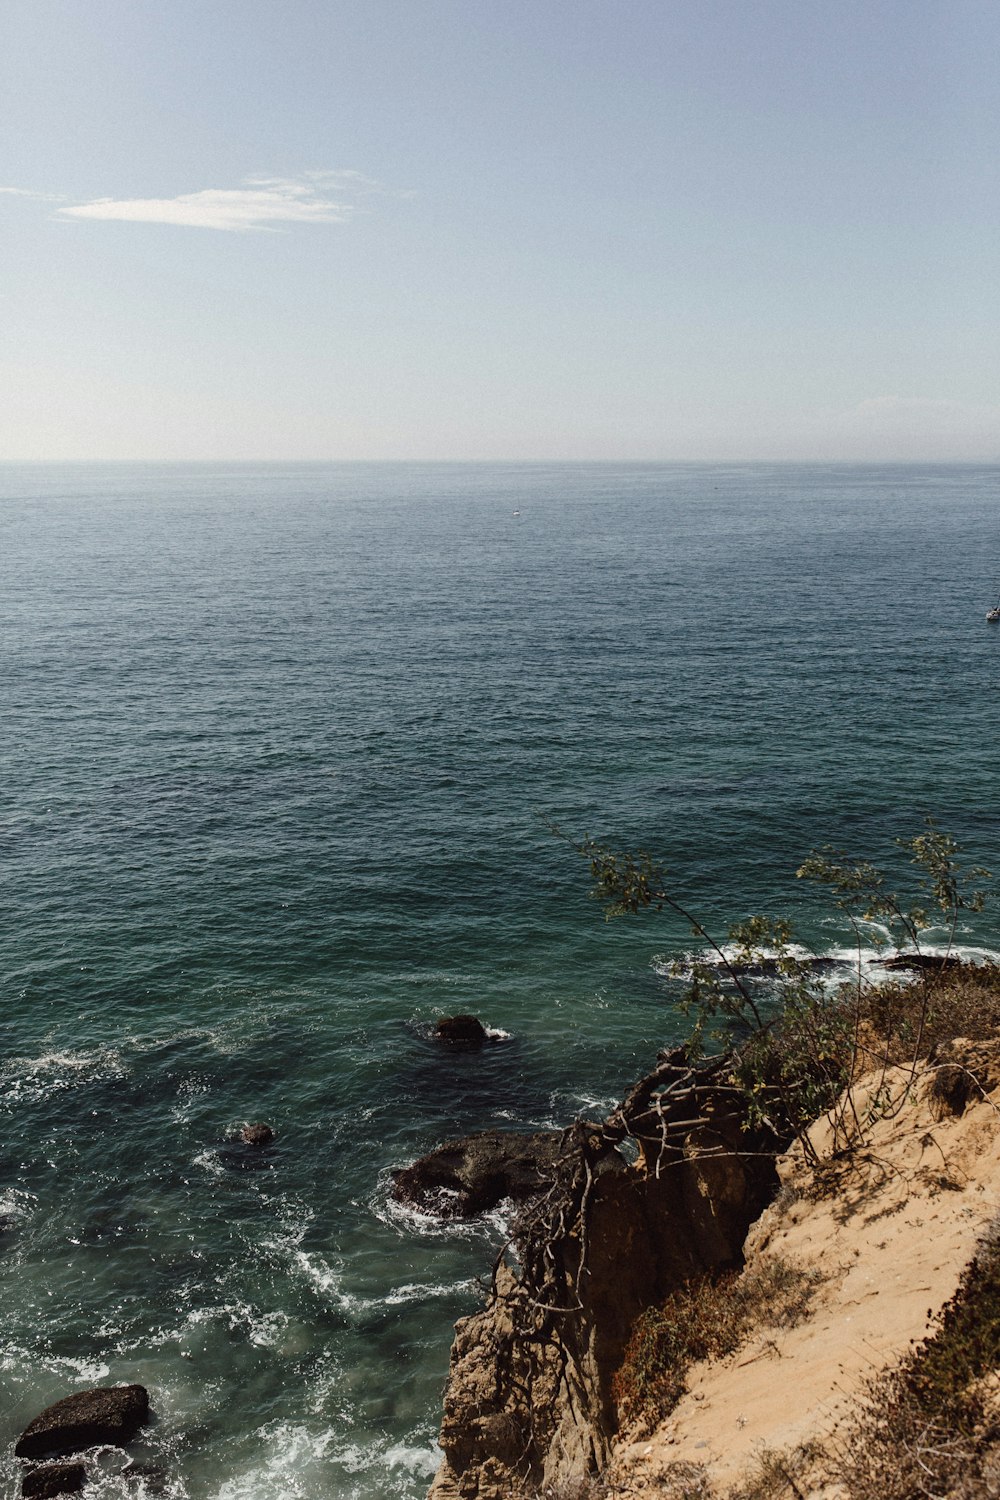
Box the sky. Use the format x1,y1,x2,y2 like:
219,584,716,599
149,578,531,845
1,0,998,462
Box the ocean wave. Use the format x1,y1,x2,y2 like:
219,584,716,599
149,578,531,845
382,1279,475,1307
20,1453,189,1500
368,1164,514,1244
47,1353,113,1382
547,1088,618,1120
207,1420,439,1500
277,1237,474,1318
654,935,1000,987
0,1186,38,1225
0,1339,110,1385
0,1046,129,1109
291,1247,347,1302
150,1299,300,1361
169,1073,213,1123
190,1147,227,1179
335,1432,440,1480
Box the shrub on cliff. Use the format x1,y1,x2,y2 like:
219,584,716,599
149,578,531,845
612,1254,820,1433
554,816,993,1168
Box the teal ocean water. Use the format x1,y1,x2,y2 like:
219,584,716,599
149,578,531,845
2,462,999,1498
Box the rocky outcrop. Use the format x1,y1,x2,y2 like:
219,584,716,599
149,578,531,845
434,1016,489,1045
240,1122,274,1147
393,1130,565,1217
882,952,962,972
426,1051,783,1498
15,1385,149,1460
20,1463,86,1498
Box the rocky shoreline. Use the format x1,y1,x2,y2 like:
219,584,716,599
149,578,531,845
15,976,1000,1500
390,1045,785,1499
398,974,1000,1500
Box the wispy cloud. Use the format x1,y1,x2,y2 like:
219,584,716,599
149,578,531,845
0,186,66,201
53,171,403,232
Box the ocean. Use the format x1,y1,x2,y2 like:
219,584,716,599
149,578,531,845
2,461,999,1499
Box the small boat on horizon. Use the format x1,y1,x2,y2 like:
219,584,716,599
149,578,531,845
987,603,1000,622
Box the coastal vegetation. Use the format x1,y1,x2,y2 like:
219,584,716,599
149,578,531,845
573,821,1000,1441
428,825,1000,1499
567,816,992,1168
611,1253,821,1433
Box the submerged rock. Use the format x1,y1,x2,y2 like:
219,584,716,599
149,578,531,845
883,953,962,973
15,1385,149,1460
728,956,838,978
434,1016,488,1046
240,1122,275,1147
392,1129,566,1217
20,1463,87,1498
122,1461,168,1493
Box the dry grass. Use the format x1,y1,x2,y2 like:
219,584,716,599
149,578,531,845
834,1219,1000,1500
726,1445,820,1500
612,1255,821,1434
859,962,1000,1067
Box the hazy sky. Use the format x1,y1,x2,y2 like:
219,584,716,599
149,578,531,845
2,0,998,461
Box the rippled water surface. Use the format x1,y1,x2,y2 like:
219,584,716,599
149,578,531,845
2,462,999,1497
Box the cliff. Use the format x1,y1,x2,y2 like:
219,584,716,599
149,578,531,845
425,1051,784,1498
610,1034,1000,1498
422,967,1000,1500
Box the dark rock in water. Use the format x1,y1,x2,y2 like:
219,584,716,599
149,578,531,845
727,956,839,978
393,1129,565,1217
883,953,962,973
434,1015,488,1046
15,1385,150,1460
240,1122,275,1147
122,1462,168,1493
20,1463,86,1498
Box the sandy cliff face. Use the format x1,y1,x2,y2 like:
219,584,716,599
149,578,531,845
426,1036,1000,1500
609,1039,1000,1497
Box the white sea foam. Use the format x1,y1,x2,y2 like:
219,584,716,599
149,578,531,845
285,1241,473,1316
0,1186,38,1221
335,1434,440,1479
655,935,1000,988
58,1462,188,1500
207,1420,437,1500
0,1339,109,1384
292,1247,346,1301
548,1089,618,1120
0,1046,128,1108
49,1353,112,1382
382,1279,474,1307
191,1147,226,1179
150,1298,297,1361
371,1168,514,1244
169,1073,213,1123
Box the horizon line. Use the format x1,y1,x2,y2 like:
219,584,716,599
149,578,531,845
2,455,999,466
